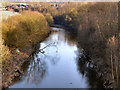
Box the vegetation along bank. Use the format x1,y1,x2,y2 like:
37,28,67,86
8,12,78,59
33,2,119,88
1,2,120,88
1,11,52,88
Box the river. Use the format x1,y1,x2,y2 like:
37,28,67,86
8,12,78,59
9,26,104,88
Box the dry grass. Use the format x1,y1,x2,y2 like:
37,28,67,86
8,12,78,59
1,40,12,67
2,44,11,62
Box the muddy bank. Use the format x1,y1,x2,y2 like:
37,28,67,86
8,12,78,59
2,32,50,89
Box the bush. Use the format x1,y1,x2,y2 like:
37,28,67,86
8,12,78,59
2,11,50,53
44,13,54,25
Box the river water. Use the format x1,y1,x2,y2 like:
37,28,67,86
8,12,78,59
9,27,103,88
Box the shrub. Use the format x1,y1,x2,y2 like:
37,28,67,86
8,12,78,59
2,11,50,53
44,13,54,25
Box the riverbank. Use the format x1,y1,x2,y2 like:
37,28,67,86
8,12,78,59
1,2,120,89
52,3,119,88
2,34,50,89
8,26,96,88
2,11,51,89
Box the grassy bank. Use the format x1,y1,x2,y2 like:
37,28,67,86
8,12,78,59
2,11,50,88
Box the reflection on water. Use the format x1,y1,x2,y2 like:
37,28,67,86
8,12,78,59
10,27,103,88
76,51,104,88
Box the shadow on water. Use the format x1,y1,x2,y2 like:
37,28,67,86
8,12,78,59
10,27,104,88
10,54,48,86
76,51,104,88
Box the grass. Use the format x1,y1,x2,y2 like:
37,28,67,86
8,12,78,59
2,44,12,63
